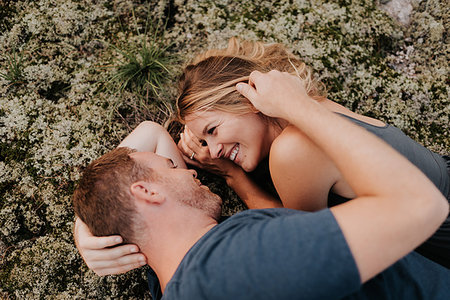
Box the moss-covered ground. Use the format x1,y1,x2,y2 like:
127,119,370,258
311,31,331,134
0,0,448,298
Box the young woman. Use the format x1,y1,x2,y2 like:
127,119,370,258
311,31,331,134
175,38,450,267
75,39,449,274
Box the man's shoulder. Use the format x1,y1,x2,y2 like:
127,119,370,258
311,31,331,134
164,208,360,299
224,207,308,220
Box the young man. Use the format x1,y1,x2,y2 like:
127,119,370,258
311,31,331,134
73,71,449,299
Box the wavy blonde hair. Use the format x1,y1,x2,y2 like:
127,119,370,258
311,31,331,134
176,37,327,122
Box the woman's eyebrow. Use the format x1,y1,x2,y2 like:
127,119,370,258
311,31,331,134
202,123,212,135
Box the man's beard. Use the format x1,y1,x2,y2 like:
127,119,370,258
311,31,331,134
177,185,223,221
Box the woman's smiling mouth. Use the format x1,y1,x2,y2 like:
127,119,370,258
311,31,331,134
229,143,240,162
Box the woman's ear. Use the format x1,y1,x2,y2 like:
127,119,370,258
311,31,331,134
130,181,165,205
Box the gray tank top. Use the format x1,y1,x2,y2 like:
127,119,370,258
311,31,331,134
338,113,449,198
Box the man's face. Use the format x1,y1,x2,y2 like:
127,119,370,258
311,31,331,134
130,151,222,220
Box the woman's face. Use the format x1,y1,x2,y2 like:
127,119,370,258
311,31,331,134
185,110,272,172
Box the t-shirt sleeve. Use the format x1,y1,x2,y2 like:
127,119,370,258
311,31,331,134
175,209,361,300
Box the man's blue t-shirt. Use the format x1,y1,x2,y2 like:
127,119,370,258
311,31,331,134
148,208,450,299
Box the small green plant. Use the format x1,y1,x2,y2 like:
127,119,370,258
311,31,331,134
105,4,175,101
100,5,177,126
0,48,25,86
109,37,173,98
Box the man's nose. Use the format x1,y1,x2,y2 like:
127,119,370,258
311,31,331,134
190,169,197,178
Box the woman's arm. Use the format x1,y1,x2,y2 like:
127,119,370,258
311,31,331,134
237,70,448,283
119,121,186,169
225,165,283,209
75,121,186,276
178,126,281,209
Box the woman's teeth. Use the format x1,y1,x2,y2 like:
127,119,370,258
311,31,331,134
229,144,239,161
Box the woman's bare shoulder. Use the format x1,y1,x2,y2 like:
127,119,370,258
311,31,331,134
270,125,339,210
270,125,314,160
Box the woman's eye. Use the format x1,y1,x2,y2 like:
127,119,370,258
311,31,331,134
207,126,216,135
200,140,208,147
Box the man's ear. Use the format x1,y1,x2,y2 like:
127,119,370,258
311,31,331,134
130,181,165,205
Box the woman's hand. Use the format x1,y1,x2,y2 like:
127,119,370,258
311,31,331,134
74,217,147,276
236,70,314,120
177,126,239,177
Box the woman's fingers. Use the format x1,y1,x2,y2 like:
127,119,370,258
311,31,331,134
180,151,204,168
94,261,146,276
82,245,147,276
180,132,199,154
179,128,211,163
86,249,146,268
182,129,206,156
75,217,124,250
85,243,140,261
184,127,203,149
178,126,232,176
74,217,146,276
80,234,123,250
184,127,212,160
178,133,194,158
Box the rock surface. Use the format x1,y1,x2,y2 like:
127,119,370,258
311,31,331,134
379,0,418,25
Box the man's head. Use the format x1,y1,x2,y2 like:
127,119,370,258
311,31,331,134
129,151,222,221
73,147,222,245
72,147,149,244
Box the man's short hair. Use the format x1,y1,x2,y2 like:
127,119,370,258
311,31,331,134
73,147,151,244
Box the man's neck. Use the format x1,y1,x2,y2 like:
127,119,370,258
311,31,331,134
142,210,218,292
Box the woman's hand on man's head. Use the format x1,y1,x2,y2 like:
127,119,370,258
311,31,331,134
74,217,147,276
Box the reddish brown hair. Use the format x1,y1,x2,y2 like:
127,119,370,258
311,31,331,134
73,147,151,244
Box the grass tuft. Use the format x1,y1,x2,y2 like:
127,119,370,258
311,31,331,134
0,48,25,86
109,37,173,99
99,8,178,127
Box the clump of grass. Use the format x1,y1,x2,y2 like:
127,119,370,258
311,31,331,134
101,6,177,127
106,3,176,101
0,48,25,86
109,37,173,99
104,34,176,127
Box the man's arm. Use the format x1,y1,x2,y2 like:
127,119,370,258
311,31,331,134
237,71,448,282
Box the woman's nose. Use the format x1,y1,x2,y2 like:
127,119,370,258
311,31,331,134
209,142,224,159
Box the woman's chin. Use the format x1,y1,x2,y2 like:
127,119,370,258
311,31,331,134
241,162,256,172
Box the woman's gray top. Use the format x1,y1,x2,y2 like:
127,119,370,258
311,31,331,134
335,113,450,268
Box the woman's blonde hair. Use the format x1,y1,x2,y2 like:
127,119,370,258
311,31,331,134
176,37,326,123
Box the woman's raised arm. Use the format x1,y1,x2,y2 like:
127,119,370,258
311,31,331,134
74,121,186,276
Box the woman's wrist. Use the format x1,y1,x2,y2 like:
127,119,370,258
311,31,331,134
224,164,245,187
